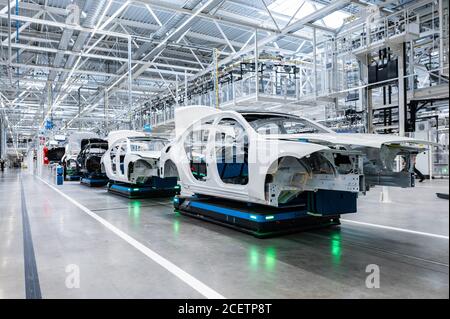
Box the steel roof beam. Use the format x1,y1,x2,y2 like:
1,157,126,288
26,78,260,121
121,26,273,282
133,0,314,40
2,42,202,71
0,0,18,14
0,13,129,39
194,0,351,79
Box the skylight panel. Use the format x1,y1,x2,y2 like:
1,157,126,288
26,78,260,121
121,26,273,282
268,0,351,29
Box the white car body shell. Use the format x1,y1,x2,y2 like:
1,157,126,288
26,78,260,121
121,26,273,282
161,106,433,206
102,130,167,184
163,107,339,206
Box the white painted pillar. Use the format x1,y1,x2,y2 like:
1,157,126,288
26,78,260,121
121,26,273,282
439,0,445,78
398,43,406,137
429,129,434,179
104,89,109,131
176,74,179,107
313,27,317,98
184,70,188,106
254,28,259,102
127,36,133,129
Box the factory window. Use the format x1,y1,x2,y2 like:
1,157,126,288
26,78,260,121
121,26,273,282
130,140,166,152
215,118,249,185
184,128,210,181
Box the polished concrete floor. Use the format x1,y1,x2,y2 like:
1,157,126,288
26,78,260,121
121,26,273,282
0,168,448,299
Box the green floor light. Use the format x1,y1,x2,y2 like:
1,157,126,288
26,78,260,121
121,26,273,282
330,233,342,265
173,219,180,235
265,247,277,271
249,246,259,271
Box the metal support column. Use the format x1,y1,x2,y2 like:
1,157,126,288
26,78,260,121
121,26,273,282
7,0,12,83
398,43,406,137
299,67,303,98
176,74,179,107
0,117,4,159
104,89,109,132
233,80,236,105
428,128,434,179
313,27,317,99
184,70,188,106
15,0,19,78
77,86,81,130
359,54,372,133
367,88,373,133
439,0,444,74
127,36,133,129
408,41,414,93
163,105,166,124
214,48,219,108
254,28,259,102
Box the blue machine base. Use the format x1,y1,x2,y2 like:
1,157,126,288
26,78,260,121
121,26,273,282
108,181,180,199
174,196,341,238
80,177,109,187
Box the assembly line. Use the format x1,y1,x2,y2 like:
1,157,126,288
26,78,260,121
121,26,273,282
29,106,432,236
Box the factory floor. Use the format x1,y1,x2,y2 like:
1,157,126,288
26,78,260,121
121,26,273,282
0,168,448,299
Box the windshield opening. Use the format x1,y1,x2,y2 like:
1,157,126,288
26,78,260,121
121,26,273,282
86,143,108,155
129,138,167,152
242,114,330,134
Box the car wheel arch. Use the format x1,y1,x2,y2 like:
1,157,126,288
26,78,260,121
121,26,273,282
163,159,180,179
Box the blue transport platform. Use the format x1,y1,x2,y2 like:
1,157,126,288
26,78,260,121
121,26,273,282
65,175,81,181
173,193,353,238
80,177,109,187
107,177,180,199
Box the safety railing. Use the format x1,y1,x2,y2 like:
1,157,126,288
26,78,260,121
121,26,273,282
334,6,420,56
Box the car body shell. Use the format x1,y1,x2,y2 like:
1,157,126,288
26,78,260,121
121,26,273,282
76,139,108,177
160,106,433,207
62,132,98,176
101,130,169,185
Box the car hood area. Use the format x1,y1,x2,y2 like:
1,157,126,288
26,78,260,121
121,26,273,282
262,133,435,149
